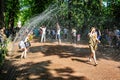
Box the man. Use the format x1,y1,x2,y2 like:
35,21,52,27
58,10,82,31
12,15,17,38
40,26,46,42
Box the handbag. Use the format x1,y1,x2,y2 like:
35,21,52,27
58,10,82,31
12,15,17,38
24,41,31,48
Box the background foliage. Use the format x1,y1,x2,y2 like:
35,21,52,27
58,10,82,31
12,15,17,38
0,0,120,30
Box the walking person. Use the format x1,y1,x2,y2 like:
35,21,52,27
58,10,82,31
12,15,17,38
56,22,61,44
19,33,31,59
19,40,27,59
88,27,100,66
63,28,68,40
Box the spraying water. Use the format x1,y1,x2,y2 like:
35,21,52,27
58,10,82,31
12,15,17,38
14,3,69,42
14,5,59,42
6,4,67,54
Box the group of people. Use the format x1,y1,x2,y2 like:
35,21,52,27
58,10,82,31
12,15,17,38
33,23,69,44
102,27,120,48
18,23,120,66
18,22,62,59
0,23,119,67
88,27,120,66
33,24,82,44
18,25,100,66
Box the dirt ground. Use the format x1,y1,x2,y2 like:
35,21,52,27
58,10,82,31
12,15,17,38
2,39,120,80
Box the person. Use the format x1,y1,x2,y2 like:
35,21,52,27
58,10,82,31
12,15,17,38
18,33,31,59
113,27,120,48
77,34,81,44
88,27,100,66
40,26,46,42
51,29,56,40
63,28,68,40
114,27,120,40
19,40,27,59
46,28,51,40
96,28,101,40
71,28,77,44
0,28,6,46
56,22,61,44
33,28,39,37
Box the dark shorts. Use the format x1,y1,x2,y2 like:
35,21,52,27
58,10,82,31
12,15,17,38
57,34,61,40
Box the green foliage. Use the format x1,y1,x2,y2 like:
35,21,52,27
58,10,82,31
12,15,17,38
1,0,120,30
0,40,8,66
18,0,56,25
4,0,20,28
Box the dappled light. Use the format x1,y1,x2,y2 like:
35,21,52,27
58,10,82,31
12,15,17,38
0,0,120,80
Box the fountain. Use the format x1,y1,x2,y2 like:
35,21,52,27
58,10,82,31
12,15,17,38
14,4,67,43
5,4,68,55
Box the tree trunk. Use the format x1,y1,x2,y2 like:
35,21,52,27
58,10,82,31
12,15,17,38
0,0,5,28
8,11,15,32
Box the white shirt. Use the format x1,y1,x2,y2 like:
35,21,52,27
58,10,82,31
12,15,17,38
41,27,46,34
57,29,61,35
64,28,68,34
72,29,76,36
19,40,26,49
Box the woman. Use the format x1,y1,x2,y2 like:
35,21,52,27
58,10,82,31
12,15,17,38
19,40,27,59
19,33,31,59
56,22,61,44
88,27,100,66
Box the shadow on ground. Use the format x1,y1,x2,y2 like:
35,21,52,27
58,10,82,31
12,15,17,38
0,43,120,80
0,60,89,80
30,45,90,58
30,44,120,62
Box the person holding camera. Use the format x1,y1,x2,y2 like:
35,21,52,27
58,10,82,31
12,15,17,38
88,27,100,66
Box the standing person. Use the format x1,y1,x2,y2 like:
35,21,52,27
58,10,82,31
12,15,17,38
51,29,56,40
88,27,100,66
114,27,120,40
77,34,81,44
96,28,101,41
56,22,61,44
33,28,39,37
63,28,68,40
47,28,51,40
0,28,6,46
40,26,46,43
71,28,77,44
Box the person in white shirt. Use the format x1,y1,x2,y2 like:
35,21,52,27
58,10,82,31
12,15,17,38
19,40,27,59
114,27,120,40
71,28,77,44
40,26,46,42
19,33,31,59
56,23,61,44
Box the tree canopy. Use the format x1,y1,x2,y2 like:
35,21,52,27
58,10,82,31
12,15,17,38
0,0,120,30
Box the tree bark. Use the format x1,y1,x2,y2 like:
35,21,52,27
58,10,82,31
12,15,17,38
0,0,5,28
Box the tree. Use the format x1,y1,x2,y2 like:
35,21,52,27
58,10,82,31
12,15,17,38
0,0,5,28
4,0,20,30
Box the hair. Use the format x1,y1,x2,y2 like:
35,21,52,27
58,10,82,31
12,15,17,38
90,27,96,32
